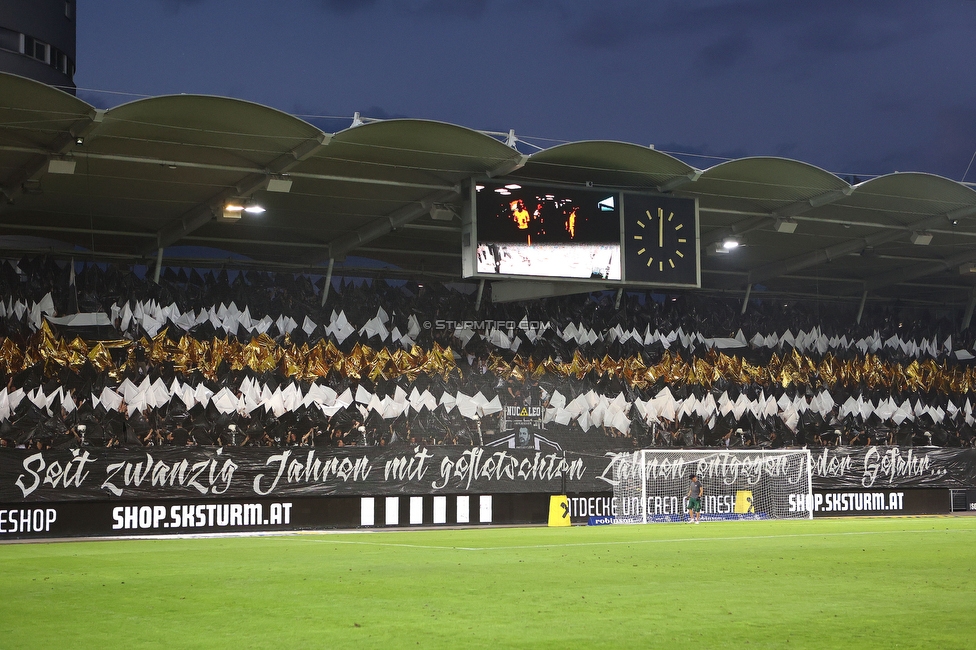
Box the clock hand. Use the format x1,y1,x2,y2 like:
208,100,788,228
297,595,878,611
658,207,664,247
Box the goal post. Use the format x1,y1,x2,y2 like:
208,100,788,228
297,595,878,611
611,449,814,523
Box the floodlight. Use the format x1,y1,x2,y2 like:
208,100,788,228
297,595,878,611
266,177,293,193
429,205,455,221
243,200,266,214
222,200,244,220
774,218,798,233
47,159,76,174
910,232,933,246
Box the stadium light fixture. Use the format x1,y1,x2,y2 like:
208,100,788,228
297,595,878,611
47,158,76,174
429,204,456,221
266,176,293,193
222,200,244,220
774,218,798,233
243,199,266,215
910,232,933,246
708,238,740,255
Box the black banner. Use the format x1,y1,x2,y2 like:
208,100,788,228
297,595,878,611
564,489,954,522
0,446,592,502
0,493,554,540
810,489,950,516
807,446,976,490
1,446,974,504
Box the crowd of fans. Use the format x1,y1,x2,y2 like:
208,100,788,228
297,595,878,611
1,255,975,451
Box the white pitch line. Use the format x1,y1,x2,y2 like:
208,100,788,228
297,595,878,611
310,540,482,551
307,526,975,552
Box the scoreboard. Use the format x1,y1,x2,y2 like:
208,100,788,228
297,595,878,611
462,181,699,288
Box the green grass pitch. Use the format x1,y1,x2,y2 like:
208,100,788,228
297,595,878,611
1,517,974,649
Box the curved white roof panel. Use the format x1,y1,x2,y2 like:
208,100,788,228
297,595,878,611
2,72,976,303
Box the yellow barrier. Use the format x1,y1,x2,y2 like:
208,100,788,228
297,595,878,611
548,495,571,527
733,490,755,514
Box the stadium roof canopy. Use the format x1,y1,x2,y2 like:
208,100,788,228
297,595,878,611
2,71,976,308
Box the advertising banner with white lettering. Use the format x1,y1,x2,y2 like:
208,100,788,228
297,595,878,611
810,489,950,516
564,489,954,523
1,446,974,504
807,446,976,490
0,446,590,502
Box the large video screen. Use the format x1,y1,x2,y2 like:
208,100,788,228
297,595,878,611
474,183,621,280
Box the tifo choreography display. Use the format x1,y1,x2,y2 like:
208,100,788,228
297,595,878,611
1,254,975,537
1,257,975,453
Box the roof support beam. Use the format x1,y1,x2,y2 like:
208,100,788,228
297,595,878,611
700,186,852,248
0,144,457,192
401,223,461,232
320,257,334,307
150,132,332,252
356,245,460,258
0,222,337,252
475,278,486,311
322,188,461,262
861,247,976,292
855,290,868,324
0,110,104,207
0,245,459,277
657,169,702,193
962,287,976,331
184,235,329,249
153,173,262,251
0,223,154,238
486,154,529,178
702,215,774,247
152,247,163,284
780,186,854,215
744,204,976,287
792,214,976,237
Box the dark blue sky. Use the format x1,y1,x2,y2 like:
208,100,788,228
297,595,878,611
77,1,976,180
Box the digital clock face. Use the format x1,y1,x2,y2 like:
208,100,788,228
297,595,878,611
623,194,699,286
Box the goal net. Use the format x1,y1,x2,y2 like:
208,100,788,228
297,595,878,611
611,449,813,523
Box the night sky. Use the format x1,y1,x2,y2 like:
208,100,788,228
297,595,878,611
76,1,976,181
